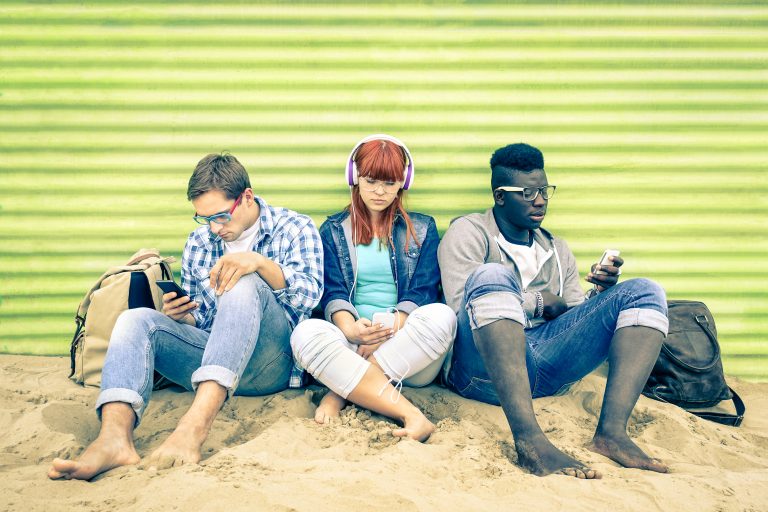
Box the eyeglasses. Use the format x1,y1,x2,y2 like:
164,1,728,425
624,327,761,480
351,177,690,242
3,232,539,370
494,185,556,201
193,193,243,225
359,177,401,194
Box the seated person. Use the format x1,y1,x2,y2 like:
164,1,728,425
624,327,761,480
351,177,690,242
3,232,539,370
438,143,669,478
291,135,456,441
49,153,323,480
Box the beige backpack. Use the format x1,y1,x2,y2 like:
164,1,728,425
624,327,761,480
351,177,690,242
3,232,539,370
70,248,175,388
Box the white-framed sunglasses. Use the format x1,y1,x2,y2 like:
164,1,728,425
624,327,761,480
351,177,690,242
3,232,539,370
494,185,556,201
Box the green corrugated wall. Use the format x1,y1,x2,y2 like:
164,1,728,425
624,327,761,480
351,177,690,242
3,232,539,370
1,1,766,380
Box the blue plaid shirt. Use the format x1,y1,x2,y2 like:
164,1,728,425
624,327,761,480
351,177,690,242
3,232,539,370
180,196,323,388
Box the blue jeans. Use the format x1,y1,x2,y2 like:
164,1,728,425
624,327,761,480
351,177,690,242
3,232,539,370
96,273,294,426
446,263,669,405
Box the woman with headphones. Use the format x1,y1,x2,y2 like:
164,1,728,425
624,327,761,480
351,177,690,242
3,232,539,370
290,135,456,441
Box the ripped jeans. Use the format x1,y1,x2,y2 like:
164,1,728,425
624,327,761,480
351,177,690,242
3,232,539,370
290,303,457,399
446,263,669,405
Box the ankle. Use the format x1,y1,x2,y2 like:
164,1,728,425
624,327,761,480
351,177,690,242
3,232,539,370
176,413,212,441
594,425,628,440
399,404,426,424
511,424,549,444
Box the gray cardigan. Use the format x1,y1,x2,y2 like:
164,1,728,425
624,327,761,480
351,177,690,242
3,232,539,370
437,208,586,329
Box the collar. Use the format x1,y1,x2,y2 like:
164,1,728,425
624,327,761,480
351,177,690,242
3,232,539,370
483,207,554,250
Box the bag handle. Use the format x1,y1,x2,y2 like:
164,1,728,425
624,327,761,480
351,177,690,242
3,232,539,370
660,313,721,373
646,387,745,427
690,387,746,427
127,248,161,265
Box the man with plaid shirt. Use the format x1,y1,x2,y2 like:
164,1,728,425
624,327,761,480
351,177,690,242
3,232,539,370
49,153,323,481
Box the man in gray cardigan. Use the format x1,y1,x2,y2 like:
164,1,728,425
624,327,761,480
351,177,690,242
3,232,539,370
438,143,669,479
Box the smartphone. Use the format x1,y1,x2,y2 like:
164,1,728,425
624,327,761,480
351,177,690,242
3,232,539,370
372,311,396,329
156,280,189,298
595,249,620,275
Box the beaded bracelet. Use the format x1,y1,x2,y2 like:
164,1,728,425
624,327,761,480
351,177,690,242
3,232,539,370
534,291,544,318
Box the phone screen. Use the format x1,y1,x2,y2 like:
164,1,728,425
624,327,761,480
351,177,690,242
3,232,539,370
156,280,188,298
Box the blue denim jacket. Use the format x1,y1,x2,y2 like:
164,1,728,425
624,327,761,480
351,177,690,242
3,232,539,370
319,209,442,321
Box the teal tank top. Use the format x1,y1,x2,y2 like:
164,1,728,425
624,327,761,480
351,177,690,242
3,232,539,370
353,238,397,320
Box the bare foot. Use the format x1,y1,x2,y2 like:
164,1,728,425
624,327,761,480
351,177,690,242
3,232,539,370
515,434,601,479
589,433,668,473
392,408,435,442
143,421,208,470
315,391,347,425
48,435,140,481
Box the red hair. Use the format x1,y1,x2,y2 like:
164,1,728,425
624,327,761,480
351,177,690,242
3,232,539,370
348,139,419,251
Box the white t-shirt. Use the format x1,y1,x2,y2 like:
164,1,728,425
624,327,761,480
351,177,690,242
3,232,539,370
495,234,553,290
223,219,260,254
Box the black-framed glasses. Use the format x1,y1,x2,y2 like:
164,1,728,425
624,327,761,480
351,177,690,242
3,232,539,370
193,193,243,225
494,185,556,201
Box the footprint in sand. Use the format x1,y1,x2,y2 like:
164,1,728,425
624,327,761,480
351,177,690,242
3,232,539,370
41,402,100,443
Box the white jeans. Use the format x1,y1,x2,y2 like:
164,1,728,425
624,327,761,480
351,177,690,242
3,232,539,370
290,303,457,399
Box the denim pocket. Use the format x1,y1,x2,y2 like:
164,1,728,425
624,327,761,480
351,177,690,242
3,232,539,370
458,376,500,406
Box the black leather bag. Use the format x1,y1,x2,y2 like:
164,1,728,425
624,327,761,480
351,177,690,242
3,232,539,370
642,300,745,426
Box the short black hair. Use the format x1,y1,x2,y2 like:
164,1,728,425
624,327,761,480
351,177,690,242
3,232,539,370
490,143,544,189
490,143,543,172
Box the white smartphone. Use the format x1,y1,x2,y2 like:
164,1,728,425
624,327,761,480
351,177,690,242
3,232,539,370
595,249,620,275
372,311,396,329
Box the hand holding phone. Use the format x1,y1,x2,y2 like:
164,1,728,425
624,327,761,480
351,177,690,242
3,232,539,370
594,249,620,275
372,311,396,329
156,280,196,321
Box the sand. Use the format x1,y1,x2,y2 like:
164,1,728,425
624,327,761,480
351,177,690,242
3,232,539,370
1,354,766,512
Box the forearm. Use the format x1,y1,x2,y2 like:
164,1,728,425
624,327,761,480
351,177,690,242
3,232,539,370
331,310,357,341
252,254,287,290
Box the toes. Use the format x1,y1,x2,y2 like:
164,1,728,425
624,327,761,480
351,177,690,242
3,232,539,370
391,428,408,438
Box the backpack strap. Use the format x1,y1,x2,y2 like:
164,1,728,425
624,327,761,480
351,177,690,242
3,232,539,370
689,387,746,427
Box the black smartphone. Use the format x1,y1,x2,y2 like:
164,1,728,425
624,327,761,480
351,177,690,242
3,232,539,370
155,280,189,298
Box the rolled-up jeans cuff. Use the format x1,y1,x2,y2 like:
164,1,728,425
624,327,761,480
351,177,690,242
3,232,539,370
616,308,669,337
191,365,239,396
467,291,526,330
95,388,145,427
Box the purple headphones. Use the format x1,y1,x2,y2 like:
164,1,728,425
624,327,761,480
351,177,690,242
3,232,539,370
345,134,415,190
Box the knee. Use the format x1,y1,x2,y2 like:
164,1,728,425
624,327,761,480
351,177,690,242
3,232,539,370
217,273,269,306
408,303,457,352
464,263,521,301
289,319,341,368
623,278,667,306
109,307,162,348
113,307,161,333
